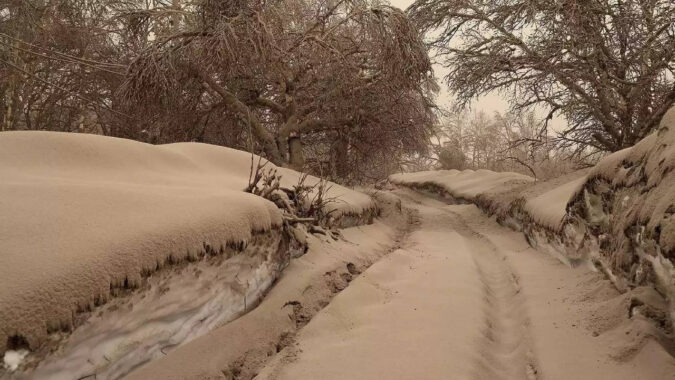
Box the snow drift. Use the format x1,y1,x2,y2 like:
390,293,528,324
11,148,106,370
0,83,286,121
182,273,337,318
0,131,374,362
389,169,533,202
565,107,675,322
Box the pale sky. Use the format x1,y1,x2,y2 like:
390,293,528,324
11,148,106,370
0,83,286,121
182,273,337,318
389,0,566,131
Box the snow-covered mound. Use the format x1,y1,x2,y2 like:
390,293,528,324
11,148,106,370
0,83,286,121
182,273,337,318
523,177,587,230
566,107,675,319
0,131,373,357
389,169,533,201
164,143,375,221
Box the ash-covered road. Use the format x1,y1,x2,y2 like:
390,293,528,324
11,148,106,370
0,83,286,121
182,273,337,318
256,188,675,380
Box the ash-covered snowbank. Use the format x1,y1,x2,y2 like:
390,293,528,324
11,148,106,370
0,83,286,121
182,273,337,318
473,170,590,266
0,131,375,376
565,107,675,322
389,169,533,203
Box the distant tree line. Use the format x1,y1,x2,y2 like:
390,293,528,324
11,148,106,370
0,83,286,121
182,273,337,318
431,111,578,181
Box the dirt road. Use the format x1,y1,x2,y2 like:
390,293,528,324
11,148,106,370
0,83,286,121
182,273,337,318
256,188,675,380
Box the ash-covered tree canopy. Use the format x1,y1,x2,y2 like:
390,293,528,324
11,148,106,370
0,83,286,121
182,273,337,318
119,0,438,179
408,0,675,154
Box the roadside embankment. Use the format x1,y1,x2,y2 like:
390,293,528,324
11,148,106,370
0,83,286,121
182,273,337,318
0,131,376,377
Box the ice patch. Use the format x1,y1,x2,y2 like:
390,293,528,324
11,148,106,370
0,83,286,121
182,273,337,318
28,243,283,380
3,350,28,371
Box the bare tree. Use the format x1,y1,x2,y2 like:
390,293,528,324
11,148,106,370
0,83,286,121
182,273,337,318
408,0,675,153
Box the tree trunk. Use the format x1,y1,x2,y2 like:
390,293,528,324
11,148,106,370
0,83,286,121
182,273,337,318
332,135,349,180
2,80,14,131
2,40,19,131
195,68,284,165
171,0,181,32
288,135,304,170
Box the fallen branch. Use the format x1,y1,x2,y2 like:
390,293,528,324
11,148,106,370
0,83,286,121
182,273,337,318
282,214,316,224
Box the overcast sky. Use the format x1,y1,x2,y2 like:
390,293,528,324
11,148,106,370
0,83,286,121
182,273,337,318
388,0,566,131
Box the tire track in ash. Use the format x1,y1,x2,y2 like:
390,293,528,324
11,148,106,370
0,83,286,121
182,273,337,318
391,188,540,380
395,188,543,380
443,206,540,380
